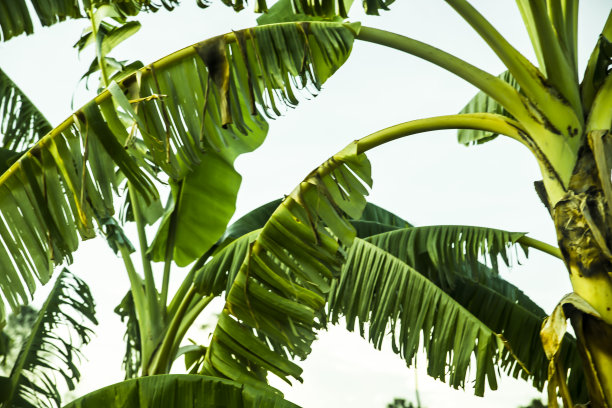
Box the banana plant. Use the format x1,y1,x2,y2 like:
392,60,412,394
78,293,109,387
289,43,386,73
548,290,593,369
0,0,610,407
249,1,610,405
186,1,611,405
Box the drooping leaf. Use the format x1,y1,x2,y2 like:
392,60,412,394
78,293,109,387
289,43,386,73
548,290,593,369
4,269,97,408
450,273,587,404
329,238,516,396
62,374,298,408
360,227,586,402
0,68,52,151
366,225,527,290
148,22,360,266
212,197,410,253
0,22,359,323
457,70,521,145
194,198,410,297
197,141,372,387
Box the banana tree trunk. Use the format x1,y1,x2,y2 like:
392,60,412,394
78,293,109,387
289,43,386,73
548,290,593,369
553,133,612,407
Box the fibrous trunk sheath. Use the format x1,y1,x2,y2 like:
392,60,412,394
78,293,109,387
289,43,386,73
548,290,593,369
553,133,612,407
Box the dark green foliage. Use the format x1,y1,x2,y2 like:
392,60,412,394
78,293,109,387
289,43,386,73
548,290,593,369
3,269,97,408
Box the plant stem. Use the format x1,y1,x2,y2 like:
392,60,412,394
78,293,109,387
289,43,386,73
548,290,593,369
357,25,578,192
118,243,157,371
148,287,213,374
160,183,183,312
167,254,208,319
128,183,161,325
562,0,579,71
160,260,172,316
516,0,547,74
444,0,582,131
351,113,570,204
517,236,563,260
169,294,214,363
355,113,526,154
356,27,529,124
119,244,146,320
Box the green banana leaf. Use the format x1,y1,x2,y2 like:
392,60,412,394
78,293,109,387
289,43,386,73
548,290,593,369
62,374,299,408
147,21,360,266
0,21,360,324
194,199,409,296
328,238,529,396
197,142,372,387
362,226,586,402
2,269,97,408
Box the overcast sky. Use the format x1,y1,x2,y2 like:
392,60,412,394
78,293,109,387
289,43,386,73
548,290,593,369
0,1,610,407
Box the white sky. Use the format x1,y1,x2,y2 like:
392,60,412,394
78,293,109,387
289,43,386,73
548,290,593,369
1,1,610,407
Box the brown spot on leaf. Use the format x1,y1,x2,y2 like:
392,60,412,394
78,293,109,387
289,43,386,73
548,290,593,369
195,37,231,127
